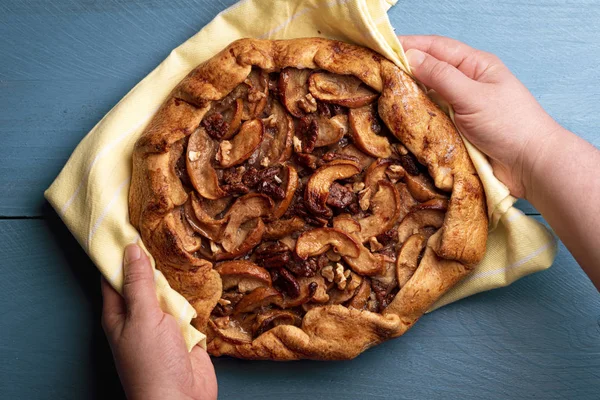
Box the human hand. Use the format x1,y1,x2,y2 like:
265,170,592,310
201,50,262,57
399,35,563,198
101,244,217,400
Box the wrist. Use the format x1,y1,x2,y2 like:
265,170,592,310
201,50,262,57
521,121,568,204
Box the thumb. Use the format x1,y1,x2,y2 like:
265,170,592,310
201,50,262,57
121,244,160,319
405,48,478,108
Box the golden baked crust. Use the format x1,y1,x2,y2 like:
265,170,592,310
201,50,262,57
129,38,488,360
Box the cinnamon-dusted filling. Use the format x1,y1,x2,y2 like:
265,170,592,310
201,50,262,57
169,66,451,343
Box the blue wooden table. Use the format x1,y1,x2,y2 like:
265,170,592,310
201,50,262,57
1,1,599,398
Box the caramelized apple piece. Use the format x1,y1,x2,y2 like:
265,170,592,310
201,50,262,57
357,181,401,242
397,209,445,243
233,286,283,314
215,218,266,261
279,68,313,117
295,228,360,259
170,207,201,253
262,100,294,165
210,320,253,344
405,173,447,202
273,165,298,218
187,127,226,200
347,277,372,310
308,72,378,108
184,193,227,242
243,69,269,120
304,160,360,217
337,144,375,171
348,105,392,158
221,98,244,139
218,119,264,168
396,234,427,287
396,182,419,223
253,310,302,336
264,217,306,240
215,260,272,293
282,275,329,308
314,114,348,147
332,214,385,276
221,193,273,253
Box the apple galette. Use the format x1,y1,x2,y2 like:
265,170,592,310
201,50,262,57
129,38,488,360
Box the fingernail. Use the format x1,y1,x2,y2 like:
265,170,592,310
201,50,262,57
124,244,141,264
406,49,426,69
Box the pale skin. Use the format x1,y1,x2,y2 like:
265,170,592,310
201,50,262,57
102,35,600,399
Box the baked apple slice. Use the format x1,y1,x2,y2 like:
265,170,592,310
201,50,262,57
218,119,264,168
314,114,348,147
308,72,378,108
243,69,269,120
396,234,427,287
348,105,392,158
279,68,313,117
273,165,299,218
304,160,360,217
397,209,445,243
183,193,227,242
221,193,273,253
261,100,294,165
253,310,302,336
357,181,401,242
405,173,448,202
233,286,283,314
215,260,272,293
187,127,226,200
295,228,360,259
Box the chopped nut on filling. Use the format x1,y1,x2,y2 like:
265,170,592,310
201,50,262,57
188,151,200,162
217,298,231,306
264,114,278,128
321,265,334,282
218,140,233,165
297,93,318,113
248,89,266,103
369,236,384,252
292,136,303,153
386,164,405,183
396,143,409,155
367,291,377,311
352,181,365,192
260,157,271,167
209,240,222,254
334,263,347,290
358,187,372,211
346,273,361,293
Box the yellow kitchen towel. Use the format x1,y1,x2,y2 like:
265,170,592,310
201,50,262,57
44,0,557,351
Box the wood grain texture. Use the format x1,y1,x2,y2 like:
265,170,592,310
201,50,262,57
0,0,599,215
0,0,240,216
1,214,598,399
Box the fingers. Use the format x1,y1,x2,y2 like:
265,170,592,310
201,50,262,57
405,48,479,107
400,35,478,68
400,35,501,81
190,346,218,400
121,244,160,319
101,275,125,334
190,346,212,367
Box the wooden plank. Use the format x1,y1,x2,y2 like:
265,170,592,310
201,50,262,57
0,210,124,399
0,0,239,216
1,215,598,399
0,0,599,216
